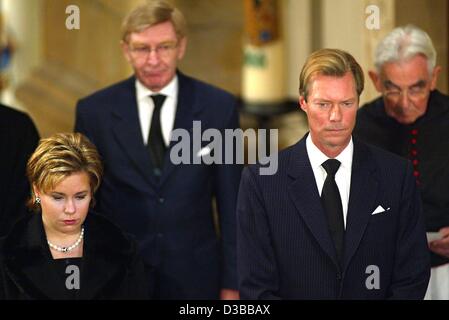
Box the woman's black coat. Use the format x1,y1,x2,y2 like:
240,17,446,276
0,211,150,299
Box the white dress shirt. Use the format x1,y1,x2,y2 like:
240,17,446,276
306,134,354,228
135,76,178,146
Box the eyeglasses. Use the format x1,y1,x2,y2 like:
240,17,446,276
128,42,178,59
383,86,428,101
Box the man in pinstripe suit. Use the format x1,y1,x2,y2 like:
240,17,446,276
237,49,430,299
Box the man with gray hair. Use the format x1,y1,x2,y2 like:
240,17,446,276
75,0,241,299
354,25,449,299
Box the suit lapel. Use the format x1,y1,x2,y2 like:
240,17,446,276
110,73,202,189
287,136,341,269
110,77,157,189
342,139,379,271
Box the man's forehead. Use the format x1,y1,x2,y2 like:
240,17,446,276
310,71,355,81
380,55,430,77
383,78,426,88
128,21,178,42
309,72,356,89
308,73,357,100
380,71,429,89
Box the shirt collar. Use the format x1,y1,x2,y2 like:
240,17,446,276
306,134,354,171
136,75,178,101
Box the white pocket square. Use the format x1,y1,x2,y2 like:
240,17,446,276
371,205,390,215
196,146,211,157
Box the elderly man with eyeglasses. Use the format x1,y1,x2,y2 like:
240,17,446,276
354,25,449,300
75,0,241,300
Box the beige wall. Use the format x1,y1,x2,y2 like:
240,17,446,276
321,0,367,102
174,0,243,95
282,0,447,104
283,0,312,100
2,0,43,88
43,0,132,87
2,0,448,137
294,0,397,105
11,0,140,136
396,0,448,93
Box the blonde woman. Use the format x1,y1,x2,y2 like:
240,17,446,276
0,133,149,299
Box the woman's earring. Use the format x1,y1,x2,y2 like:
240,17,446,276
35,197,41,205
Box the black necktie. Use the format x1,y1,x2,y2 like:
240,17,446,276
147,94,167,175
321,159,345,265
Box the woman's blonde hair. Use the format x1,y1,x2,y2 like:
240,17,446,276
26,132,103,211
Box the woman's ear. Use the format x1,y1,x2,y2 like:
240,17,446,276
32,185,39,198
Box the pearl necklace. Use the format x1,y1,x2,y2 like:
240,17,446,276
47,227,84,253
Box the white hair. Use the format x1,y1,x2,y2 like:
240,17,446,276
374,25,436,74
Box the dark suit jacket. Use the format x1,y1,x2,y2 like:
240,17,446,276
0,211,149,299
237,135,430,299
75,71,241,299
354,90,449,267
0,104,39,237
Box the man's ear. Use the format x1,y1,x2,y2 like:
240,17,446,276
430,65,442,90
368,70,382,92
120,40,132,63
299,96,308,113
